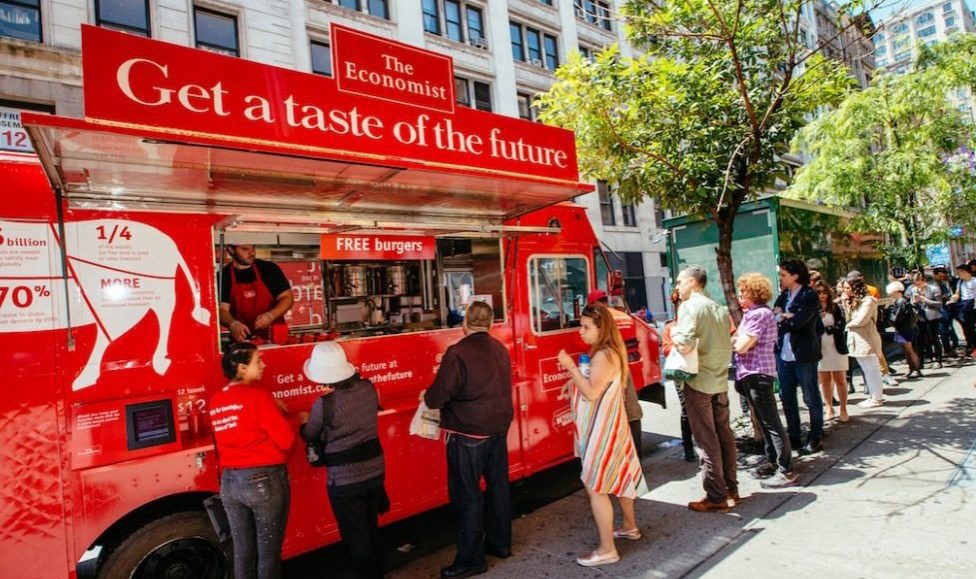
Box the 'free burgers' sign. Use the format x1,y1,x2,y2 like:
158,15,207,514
81,24,579,183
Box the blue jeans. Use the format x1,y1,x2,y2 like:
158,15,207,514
221,465,290,579
446,433,511,567
777,359,823,444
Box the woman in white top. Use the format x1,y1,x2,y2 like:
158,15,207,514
841,276,885,408
947,263,976,357
816,281,849,422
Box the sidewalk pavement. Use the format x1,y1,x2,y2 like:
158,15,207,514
390,359,976,579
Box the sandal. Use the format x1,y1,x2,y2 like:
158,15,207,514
576,550,620,567
613,527,642,540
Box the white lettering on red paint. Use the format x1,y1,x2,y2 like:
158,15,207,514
116,58,230,116
342,58,448,102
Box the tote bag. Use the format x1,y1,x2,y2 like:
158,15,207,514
664,341,699,382
409,400,441,440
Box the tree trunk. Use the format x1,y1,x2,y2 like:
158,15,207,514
716,214,742,323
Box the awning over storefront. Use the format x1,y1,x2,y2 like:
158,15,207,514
24,113,592,233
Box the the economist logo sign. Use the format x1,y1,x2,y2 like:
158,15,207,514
320,234,436,260
332,24,455,114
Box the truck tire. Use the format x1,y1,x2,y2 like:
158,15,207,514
97,511,230,579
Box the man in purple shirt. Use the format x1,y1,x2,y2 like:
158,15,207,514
733,273,798,488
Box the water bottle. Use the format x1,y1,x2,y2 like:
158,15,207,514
578,354,591,379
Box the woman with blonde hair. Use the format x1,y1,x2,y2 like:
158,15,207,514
558,304,648,567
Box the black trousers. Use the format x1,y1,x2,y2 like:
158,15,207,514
446,433,511,567
738,374,793,474
328,481,387,578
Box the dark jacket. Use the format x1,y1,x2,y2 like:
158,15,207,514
424,331,514,437
823,303,849,356
888,297,918,334
774,285,822,363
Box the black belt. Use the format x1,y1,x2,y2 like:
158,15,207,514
323,438,383,467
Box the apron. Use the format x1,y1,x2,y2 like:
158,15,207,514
229,264,286,340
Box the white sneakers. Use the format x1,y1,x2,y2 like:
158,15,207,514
576,550,620,567
858,398,885,408
882,374,898,387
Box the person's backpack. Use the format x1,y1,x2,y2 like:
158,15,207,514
890,299,918,332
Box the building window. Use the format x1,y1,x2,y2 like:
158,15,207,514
945,15,956,27
598,181,615,226
622,202,637,227
578,45,591,60
653,201,666,229
338,0,359,10
539,0,552,5
918,25,936,37
893,36,910,50
517,92,539,121
875,44,887,57
96,0,150,36
510,21,559,71
873,32,885,45
0,0,42,42
310,39,332,76
423,0,440,34
445,0,462,41
892,22,908,34
876,56,888,67
944,2,954,13
574,0,612,31
510,21,524,61
894,49,911,62
543,34,558,70
425,1,485,46
194,7,239,56
526,28,541,62
455,76,492,112
915,12,934,26
367,0,388,19
467,7,484,46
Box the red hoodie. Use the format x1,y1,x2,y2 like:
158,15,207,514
209,384,295,468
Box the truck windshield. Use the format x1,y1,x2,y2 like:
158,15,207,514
529,256,589,333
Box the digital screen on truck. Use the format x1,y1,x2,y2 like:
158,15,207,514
125,400,177,450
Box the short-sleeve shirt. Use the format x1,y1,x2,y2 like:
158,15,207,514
736,305,778,380
960,278,976,301
220,259,292,303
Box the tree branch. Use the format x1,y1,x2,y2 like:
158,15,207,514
596,104,689,182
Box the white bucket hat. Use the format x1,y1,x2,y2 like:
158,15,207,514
303,342,356,384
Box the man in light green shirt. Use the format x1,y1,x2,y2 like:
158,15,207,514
671,266,737,512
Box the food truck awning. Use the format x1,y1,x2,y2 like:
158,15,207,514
24,113,593,233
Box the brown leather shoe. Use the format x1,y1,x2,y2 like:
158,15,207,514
688,498,730,513
727,491,742,505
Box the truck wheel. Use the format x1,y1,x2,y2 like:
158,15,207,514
97,511,230,579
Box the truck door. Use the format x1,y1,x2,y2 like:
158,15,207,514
516,254,590,472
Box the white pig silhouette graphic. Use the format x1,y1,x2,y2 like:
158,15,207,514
0,219,210,390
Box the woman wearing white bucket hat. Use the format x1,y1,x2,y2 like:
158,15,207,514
300,342,388,578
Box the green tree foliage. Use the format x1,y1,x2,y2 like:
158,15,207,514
537,0,856,317
789,37,976,268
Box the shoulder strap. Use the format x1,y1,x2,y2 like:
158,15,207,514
317,393,335,441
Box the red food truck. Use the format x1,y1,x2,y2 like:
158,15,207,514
0,25,661,578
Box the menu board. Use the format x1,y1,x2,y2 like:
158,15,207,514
279,260,325,327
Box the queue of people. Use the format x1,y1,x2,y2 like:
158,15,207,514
205,259,976,578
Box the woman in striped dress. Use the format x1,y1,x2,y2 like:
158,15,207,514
558,304,649,568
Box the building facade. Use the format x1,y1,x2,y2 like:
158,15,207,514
873,0,975,74
0,0,671,316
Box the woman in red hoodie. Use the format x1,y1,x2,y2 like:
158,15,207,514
209,343,295,579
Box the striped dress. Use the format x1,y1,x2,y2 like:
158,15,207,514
572,372,648,498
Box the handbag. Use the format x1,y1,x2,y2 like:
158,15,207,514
409,400,441,440
305,394,335,468
203,494,232,543
664,340,698,382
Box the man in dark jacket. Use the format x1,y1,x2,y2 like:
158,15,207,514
774,260,824,455
425,301,513,579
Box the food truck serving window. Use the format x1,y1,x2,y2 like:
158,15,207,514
125,400,177,450
530,256,589,333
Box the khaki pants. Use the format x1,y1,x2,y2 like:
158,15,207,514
684,387,738,504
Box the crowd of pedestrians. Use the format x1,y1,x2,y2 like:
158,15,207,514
205,260,976,578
